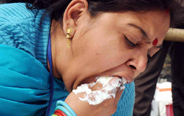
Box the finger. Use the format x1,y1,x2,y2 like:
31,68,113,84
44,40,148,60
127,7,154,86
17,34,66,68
108,77,125,104
89,82,103,91
105,77,122,93
114,88,124,105
72,76,124,106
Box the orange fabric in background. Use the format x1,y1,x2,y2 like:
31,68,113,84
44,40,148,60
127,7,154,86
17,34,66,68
156,87,172,92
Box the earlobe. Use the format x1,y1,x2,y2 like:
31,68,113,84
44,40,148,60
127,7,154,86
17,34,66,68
62,0,88,33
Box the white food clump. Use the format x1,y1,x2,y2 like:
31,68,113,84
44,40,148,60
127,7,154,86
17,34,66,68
72,76,126,105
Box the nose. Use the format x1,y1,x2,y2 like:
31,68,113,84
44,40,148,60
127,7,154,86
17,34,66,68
127,55,147,73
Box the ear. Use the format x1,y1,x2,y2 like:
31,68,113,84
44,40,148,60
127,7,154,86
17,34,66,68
62,0,88,36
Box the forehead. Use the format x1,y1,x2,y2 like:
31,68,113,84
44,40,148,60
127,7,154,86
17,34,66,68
134,11,170,38
93,11,170,41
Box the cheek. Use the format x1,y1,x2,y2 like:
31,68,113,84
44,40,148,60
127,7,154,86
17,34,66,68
80,41,129,72
71,25,131,74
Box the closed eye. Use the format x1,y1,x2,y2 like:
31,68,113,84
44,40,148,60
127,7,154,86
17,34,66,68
125,36,137,48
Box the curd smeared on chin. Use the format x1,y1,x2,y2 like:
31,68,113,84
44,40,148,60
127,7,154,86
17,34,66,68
72,76,126,105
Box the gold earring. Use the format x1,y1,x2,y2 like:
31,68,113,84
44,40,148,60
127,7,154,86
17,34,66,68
66,28,72,49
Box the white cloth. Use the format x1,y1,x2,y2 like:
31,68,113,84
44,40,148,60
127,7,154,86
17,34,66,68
151,82,172,116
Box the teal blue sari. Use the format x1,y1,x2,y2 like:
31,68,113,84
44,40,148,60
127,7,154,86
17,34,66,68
0,44,69,116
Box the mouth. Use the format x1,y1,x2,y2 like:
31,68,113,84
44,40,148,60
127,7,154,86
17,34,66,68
76,75,132,90
95,76,131,86
112,75,132,84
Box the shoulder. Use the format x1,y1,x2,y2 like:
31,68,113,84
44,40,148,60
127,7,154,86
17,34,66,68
0,3,37,55
0,3,39,22
0,3,50,57
0,3,47,28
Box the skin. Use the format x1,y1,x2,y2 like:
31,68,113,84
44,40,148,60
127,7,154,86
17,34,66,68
49,0,170,115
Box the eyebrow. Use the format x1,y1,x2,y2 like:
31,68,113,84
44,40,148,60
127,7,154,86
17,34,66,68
128,23,151,43
127,23,162,48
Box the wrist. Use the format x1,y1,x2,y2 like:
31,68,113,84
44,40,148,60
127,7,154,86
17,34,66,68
52,100,77,116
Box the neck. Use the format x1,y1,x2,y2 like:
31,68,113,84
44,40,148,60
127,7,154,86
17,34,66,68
48,20,68,79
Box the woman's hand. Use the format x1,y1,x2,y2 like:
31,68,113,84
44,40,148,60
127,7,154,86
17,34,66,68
64,77,125,116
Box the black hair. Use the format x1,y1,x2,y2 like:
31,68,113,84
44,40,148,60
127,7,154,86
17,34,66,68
3,0,184,27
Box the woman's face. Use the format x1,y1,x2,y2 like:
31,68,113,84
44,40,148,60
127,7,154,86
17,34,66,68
61,11,170,91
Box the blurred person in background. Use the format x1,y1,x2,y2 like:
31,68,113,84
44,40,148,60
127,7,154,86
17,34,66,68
133,21,184,116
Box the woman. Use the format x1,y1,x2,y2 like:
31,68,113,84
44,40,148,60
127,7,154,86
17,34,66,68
0,0,183,116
